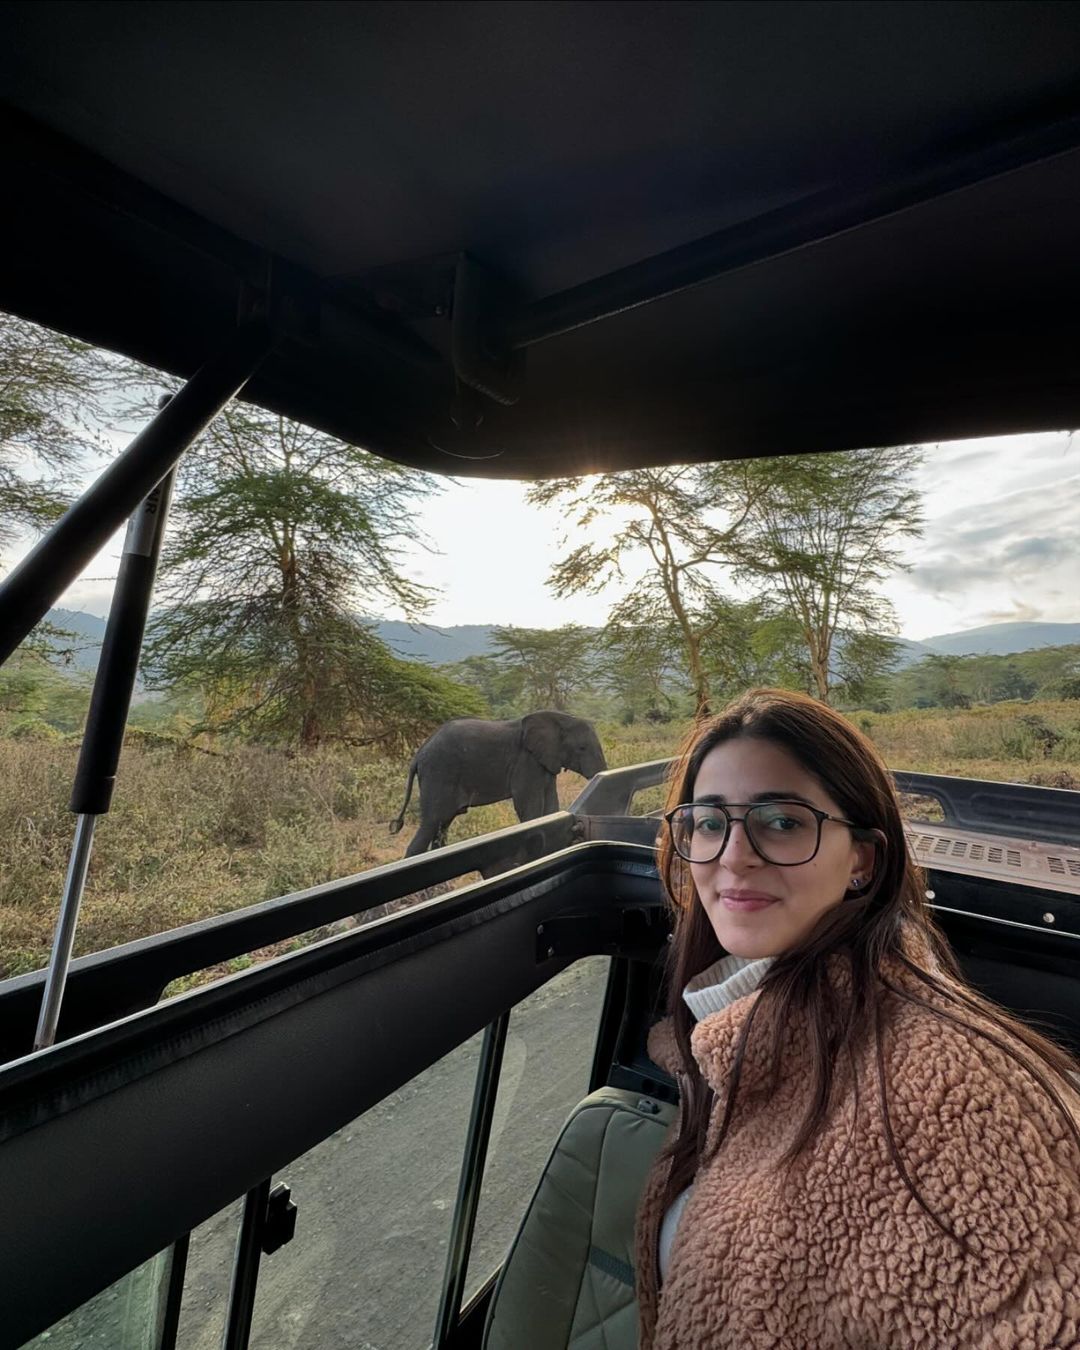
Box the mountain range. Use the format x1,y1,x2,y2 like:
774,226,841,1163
41,611,1080,675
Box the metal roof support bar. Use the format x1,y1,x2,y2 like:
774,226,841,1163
501,108,1080,349
160,1233,189,1350
33,456,177,1053
0,320,273,666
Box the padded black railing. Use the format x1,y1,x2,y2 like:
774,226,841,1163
0,811,580,1064
890,770,1080,847
573,760,1080,847
3,764,1080,1064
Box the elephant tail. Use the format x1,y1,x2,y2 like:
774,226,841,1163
388,757,419,834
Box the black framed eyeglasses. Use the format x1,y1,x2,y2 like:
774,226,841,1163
664,800,861,867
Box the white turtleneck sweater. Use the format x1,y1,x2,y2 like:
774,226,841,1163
657,953,774,1283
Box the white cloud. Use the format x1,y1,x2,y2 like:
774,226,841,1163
894,436,1080,634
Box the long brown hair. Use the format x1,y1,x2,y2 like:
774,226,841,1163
658,688,1080,1253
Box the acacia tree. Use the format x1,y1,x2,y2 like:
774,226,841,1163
697,598,813,700
1,312,159,662
734,448,923,703
832,631,902,709
527,464,762,717
598,619,683,723
921,653,973,709
144,405,482,748
0,312,138,548
489,625,596,711
437,653,526,718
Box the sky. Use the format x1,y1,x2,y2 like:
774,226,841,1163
8,427,1079,642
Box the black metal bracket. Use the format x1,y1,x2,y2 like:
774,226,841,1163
261,1183,297,1256
238,254,321,349
451,253,525,410
536,905,665,964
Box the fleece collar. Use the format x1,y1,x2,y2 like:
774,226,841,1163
682,953,774,1021
649,949,935,1093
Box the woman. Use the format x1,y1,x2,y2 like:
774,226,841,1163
635,688,1080,1349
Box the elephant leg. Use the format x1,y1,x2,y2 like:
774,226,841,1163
512,773,552,822
405,820,441,855
542,778,558,815
406,812,458,855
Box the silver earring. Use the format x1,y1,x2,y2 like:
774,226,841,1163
849,876,863,890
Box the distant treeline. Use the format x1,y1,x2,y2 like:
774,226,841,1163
7,632,1078,745
878,644,1080,712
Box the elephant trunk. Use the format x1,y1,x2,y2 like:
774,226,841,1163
579,748,607,779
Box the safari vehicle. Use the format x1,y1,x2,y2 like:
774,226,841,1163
1,3,1080,1347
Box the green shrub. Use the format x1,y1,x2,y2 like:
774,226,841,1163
259,818,338,899
9,717,64,741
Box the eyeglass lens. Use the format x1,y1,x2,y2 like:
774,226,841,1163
671,802,821,865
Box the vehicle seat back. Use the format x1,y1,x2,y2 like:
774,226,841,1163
483,1086,676,1350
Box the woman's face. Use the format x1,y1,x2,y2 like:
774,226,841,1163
687,735,876,959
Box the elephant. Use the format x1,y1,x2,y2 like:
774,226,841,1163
388,711,607,855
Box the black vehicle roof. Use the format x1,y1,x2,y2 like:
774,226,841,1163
2,0,1080,478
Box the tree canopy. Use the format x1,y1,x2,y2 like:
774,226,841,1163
733,447,923,702
488,624,596,711
526,465,762,715
144,405,481,747
0,313,139,549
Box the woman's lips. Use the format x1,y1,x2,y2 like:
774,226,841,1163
720,891,779,912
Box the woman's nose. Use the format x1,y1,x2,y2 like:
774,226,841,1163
722,819,761,869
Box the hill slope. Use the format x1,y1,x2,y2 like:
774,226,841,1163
36,612,1080,673
920,622,1080,657
41,609,109,672
373,621,496,665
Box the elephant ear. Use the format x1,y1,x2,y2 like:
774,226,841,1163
522,714,562,775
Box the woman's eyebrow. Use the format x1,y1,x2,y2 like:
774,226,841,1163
690,791,817,806
751,790,817,806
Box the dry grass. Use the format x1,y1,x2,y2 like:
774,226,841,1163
3,702,1077,982
851,701,1080,783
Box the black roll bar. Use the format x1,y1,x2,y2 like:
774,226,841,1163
3,763,1080,1063
890,770,1080,848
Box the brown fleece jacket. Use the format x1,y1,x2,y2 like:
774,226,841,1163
635,956,1080,1349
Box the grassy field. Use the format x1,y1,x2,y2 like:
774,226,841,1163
2,701,1079,982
